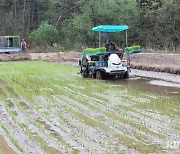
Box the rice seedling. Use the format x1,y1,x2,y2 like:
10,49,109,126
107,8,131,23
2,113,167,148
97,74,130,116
0,61,179,153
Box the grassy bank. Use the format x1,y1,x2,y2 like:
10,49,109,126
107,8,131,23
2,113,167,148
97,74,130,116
0,61,179,153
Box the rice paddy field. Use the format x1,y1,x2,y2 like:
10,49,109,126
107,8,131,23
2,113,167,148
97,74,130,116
0,61,179,154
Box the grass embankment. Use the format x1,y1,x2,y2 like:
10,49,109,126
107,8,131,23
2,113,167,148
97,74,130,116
0,61,179,153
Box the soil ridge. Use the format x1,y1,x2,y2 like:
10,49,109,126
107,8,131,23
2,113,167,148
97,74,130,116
0,52,179,74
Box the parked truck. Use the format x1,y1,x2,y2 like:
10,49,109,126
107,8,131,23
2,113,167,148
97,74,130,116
0,36,21,53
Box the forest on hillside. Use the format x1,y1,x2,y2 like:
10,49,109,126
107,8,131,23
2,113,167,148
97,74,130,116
0,0,179,52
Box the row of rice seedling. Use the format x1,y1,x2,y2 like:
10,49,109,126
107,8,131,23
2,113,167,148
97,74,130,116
0,62,134,152
0,64,65,151
0,82,75,152
0,61,179,153
0,83,50,153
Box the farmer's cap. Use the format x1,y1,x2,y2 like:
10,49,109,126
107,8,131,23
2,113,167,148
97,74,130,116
107,38,112,42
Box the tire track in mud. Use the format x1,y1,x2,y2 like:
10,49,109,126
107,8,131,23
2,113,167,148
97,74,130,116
0,128,17,154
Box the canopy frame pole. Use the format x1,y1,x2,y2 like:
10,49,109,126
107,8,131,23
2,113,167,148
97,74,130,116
8,37,9,48
99,32,101,47
126,30,128,47
125,30,130,65
1,37,4,48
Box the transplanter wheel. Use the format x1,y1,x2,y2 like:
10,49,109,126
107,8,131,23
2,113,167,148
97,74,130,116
88,73,95,78
82,70,88,78
123,71,129,79
96,71,102,79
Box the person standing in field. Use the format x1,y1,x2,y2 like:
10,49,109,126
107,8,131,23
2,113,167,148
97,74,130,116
21,39,27,52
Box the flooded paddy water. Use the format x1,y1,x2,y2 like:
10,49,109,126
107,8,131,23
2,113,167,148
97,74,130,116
111,70,180,100
0,61,179,154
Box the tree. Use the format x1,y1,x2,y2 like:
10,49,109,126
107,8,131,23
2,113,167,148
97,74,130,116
62,0,138,48
136,0,180,51
30,21,59,47
0,0,179,52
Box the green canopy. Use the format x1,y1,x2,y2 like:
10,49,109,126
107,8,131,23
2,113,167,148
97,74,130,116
92,25,128,33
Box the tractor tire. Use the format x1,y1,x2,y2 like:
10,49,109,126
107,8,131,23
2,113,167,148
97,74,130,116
82,72,88,78
81,67,87,78
123,71,129,79
88,73,95,78
96,71,103,79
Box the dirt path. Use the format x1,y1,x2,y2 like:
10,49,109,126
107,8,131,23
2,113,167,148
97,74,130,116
130,53,180,74
0,52,179,74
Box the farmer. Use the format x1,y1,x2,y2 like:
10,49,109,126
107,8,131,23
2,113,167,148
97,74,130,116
104,39,124,59
104,39,116,52
20,39,27,52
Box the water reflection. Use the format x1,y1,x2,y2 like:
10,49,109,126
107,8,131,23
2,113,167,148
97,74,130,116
110,76,180,100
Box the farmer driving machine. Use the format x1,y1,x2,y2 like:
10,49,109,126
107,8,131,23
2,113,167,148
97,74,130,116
79,25,142,79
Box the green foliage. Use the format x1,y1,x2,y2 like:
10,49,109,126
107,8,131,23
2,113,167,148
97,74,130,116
137,0,180,50
0,0,179,51
30,22,59,46
62,0,138,48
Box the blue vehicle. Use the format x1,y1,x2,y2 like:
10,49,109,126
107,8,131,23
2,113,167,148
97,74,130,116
79,25,142,79
0,36,21,53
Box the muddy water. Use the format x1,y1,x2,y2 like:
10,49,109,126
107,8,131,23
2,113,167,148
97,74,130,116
111,69,180,100
0,135,15,154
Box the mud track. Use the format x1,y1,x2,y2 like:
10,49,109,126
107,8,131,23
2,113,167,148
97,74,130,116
0,52,179,74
